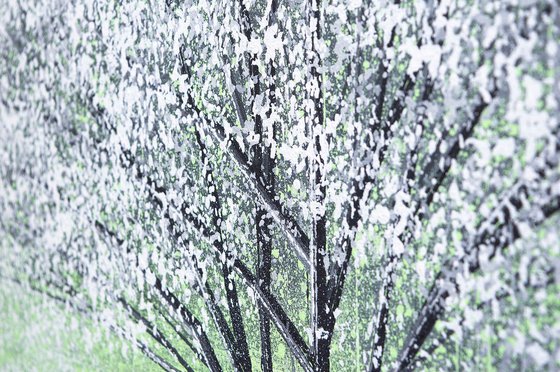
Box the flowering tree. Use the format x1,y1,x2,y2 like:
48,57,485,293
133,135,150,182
1,0,559,370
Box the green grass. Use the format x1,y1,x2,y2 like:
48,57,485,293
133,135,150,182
0,281,157,371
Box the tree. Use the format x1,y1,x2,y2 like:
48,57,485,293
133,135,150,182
1,0,559,370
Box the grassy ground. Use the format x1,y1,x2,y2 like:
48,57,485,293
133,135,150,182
0,281,157,371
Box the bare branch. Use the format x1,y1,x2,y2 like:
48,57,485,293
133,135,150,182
414,266,556,369
94,222,223,372
119,298,195,372
396,156,560,370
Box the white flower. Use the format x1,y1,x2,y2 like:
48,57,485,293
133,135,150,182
263,24,283,61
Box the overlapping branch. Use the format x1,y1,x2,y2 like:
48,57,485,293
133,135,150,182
95,221,223,371
85,98,313,371
395,151,560,370
183,48,252,369
306,0,331,370
416,266,556,368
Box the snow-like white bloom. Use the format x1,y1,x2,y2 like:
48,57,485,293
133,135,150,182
0,0,558,370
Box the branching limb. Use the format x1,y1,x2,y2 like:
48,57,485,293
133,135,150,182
305,0,332,370
414,266,556,369
187,61,252,369
159,308,209,369
368,78,434,372
91,103,310,371
179,72,311,270
119,298,195,372
94,222,223,372
395,156,560,371
253,0,279,369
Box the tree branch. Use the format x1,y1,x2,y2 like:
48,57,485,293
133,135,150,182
252,0,279,369
0,276,183,372
159,309,209,370
305,0,332,370
94,222,223,372
414,266,556,369
415,96,493,220
395,165,560,371
119,298,195,372
100,115,311,371
188,59,251,369
179,74,311,270
368,79,434,372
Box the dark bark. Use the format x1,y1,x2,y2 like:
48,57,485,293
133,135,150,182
119,298,195,372
254,0,279,368
416,97,493,220
396,182,560,371
181,70,311,269
306,1,332,370
95,221,223,372
192,118,252,372
1,276,184,372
